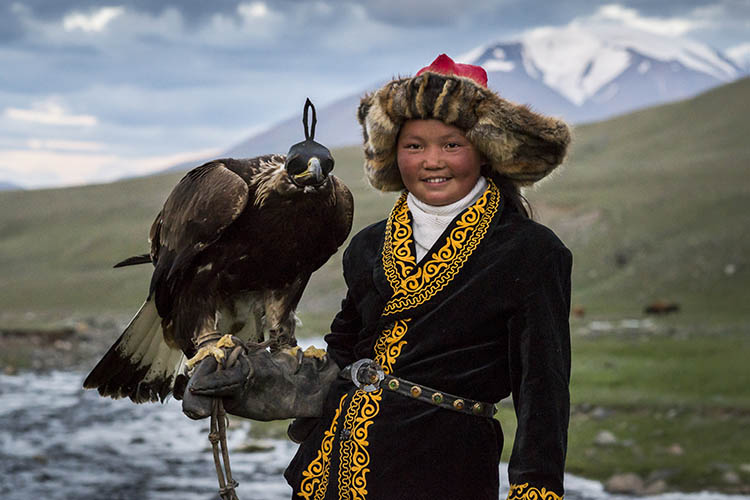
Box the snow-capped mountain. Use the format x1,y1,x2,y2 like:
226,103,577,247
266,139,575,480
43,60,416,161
170,25,745,165
460,24,744,122
727,43,750,73
0,180,23,191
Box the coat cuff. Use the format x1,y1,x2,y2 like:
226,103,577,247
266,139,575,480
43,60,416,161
507,482,563,500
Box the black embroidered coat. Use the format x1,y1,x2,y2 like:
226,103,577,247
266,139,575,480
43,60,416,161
285,180,572,500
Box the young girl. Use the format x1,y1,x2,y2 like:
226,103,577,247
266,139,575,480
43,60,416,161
189,54,572,500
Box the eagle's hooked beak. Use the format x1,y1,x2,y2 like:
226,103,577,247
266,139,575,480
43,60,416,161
293,157,325,186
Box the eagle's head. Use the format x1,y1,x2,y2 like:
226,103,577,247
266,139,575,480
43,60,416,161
284,139,334,188
284,98,334,188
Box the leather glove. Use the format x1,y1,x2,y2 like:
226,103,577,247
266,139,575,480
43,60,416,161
182,343,339,422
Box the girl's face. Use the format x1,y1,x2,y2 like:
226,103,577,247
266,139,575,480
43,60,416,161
396,119,483,206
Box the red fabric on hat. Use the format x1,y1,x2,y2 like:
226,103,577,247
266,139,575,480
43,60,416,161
416,54,488,88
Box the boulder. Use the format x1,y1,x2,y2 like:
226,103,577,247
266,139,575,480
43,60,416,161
643,479,668,495
594,430,618,446
605,473,644,494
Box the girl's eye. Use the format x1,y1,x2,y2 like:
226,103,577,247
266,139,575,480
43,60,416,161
404,143,421,150
445,143,460,150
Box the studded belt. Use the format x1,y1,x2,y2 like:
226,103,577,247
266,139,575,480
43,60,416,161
340,359,497,419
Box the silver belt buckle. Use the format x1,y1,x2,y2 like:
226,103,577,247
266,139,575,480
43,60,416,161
350,358,385,393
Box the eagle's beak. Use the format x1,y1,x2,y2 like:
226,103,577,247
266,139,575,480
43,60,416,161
293,157,325,186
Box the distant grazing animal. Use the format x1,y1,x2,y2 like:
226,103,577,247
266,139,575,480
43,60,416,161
83,100,354,403
644,300,680,315
571,306,585,319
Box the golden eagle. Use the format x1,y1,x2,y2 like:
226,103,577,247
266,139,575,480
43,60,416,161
84,100,353,403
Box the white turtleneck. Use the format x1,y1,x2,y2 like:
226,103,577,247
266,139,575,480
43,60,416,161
407,177,488,262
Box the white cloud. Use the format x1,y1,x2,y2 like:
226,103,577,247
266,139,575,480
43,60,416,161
0,147,220,189
26,139,104,152
313,2,333,16
237,2,268,19
587,4,706,37
63,6,125,33
4,101,98,127
0,149,115,188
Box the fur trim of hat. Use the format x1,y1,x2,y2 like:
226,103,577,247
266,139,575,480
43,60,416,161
357,65,571,191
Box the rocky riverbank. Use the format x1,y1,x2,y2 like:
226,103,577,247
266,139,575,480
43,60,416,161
2,318,750,497
0,317,122,374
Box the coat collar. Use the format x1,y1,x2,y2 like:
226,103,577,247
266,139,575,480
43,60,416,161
372,178,503,319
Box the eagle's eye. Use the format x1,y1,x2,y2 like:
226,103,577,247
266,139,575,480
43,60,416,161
285,154,304,175
322,158,334,175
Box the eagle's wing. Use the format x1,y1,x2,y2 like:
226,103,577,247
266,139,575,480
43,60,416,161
84,162,251,403
331,175,354,248
160,161,249,280
150,161,250,312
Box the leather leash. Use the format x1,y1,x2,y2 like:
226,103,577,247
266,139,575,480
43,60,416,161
208,365,239,500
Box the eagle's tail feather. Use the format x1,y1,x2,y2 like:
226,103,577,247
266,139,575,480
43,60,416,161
94,299,162,396
83,298,183,403
134,319,186,401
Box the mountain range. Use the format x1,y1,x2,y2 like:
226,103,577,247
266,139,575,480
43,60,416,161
0,181,23,192
202,24,745,164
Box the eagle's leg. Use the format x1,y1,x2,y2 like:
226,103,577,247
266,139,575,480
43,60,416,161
248,299,268,348
265,308,297,353
186,334,240,369
218,291,266,347
263,275,310,352
186,314,237,370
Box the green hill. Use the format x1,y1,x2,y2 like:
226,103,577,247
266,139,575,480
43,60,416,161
528,77,750,323
1,78,748,331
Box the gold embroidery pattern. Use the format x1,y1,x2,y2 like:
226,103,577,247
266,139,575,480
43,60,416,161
507,483,564,500
382,193,416,290
298,394,348,500
372,319,410,374
382,180,500,315
337,389,382,499
336,320,410,499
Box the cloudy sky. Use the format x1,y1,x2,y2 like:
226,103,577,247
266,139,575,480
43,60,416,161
1,0,748,189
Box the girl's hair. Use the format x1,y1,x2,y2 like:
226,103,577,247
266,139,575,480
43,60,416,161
483,167,533,219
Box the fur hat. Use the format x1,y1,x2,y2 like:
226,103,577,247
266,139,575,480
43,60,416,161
357,54,571,191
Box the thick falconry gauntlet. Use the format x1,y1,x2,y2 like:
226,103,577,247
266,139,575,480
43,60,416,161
181,340,339,423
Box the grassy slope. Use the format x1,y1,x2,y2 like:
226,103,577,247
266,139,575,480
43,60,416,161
527,77,750,322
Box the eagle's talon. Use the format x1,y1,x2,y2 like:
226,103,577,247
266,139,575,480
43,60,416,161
226,345,246,368
302,346,327,360
282,346,301,357
186,344,227,369
216,334,236,350
244,339,272,352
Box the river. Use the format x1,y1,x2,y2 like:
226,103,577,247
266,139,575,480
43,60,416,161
1,371,748,500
